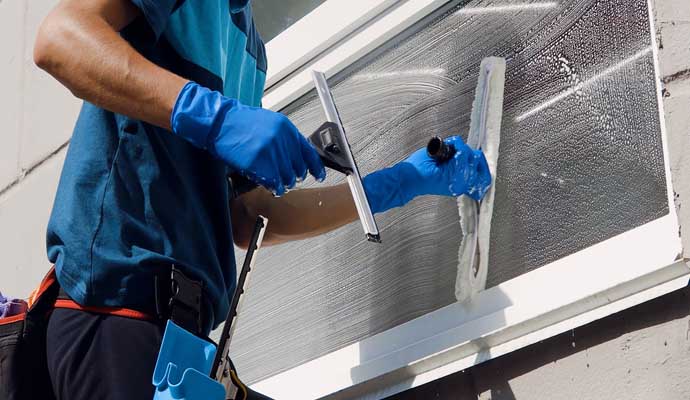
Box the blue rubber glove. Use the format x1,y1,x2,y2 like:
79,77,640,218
171,82,326,196
363,136,491,214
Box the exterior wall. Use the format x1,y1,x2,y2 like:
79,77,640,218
0,0,687,397
393,286,690,400
391,0,690,398
0,0,79,297
659,0,690,258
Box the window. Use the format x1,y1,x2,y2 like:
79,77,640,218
260,0,398,88
252,0,328,42
230,1,687,398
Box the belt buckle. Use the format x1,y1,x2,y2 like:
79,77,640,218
155,265,204,335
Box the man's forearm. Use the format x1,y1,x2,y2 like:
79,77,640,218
34,0,187,130
233,184,359,247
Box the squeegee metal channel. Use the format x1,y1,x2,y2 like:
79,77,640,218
312,71,381,241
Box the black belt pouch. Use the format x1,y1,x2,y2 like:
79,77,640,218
0,269,59,400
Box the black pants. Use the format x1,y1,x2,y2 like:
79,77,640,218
46,308,273,400
46,308,164,400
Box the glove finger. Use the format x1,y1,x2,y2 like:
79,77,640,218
299,135,327,181
447,144,474,196
279,153,298,192
291,141,309,182
444,135,463,144
272,179,287,197
275,132,301,191
258,174,285,197
468,151,492,201
445,135,467,151
446,135,472,171
274,119,303,191
475,150,492,190
475,150,490,178
281,119,317,183
452,139,472,168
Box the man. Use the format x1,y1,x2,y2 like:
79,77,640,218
33,0,491,399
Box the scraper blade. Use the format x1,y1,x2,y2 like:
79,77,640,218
310,71,381,243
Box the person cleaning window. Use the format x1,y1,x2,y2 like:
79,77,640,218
32,1,491,399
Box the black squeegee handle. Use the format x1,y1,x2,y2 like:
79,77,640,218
211,216,266,381
427,136,456,163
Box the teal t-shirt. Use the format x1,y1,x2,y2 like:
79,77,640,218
46,0,266,332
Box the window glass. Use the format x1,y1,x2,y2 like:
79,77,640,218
252,0,328,42
233,0,667,384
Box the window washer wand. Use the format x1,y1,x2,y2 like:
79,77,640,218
453,57,506,302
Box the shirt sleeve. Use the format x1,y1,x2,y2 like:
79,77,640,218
129,0,179,40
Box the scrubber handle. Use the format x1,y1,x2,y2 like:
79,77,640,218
427,136,456,163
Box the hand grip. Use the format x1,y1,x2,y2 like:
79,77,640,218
427,136,456,163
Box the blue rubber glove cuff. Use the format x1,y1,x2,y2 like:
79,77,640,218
170,81,233,152
363,136,492,214
362,165,406,214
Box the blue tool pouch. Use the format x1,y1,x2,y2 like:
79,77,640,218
152,218,274,400
152,320,225,400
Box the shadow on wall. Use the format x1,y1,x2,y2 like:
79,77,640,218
339,285,514,400
388,285,690,399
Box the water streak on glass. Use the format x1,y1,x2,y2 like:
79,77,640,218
230,0,668,384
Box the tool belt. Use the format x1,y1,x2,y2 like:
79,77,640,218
0,268,58,400
0,265,214,400
0,266,266,400
54,265,211,337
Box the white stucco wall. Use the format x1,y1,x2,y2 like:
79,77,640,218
658,0,690,258
0,0,78,298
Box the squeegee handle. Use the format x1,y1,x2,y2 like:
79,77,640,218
211,216,267,382
427,136,456,163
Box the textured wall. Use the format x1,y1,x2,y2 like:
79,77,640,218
0,0,79,298
0,0,80,190
393,285,690,400
231,0,674,384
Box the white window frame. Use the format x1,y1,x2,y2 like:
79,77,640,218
255,1,689,399
263,0,401,89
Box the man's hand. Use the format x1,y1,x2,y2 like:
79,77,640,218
34,0,187,130
171,82,326,196
363,136,492,214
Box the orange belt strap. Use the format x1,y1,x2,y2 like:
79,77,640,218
53,299,154,321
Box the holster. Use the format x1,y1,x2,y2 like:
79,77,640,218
0,268,59,400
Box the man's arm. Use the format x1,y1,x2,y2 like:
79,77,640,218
36,0,325,196
33,0,187,129
231,135,493,249
231,184,359,248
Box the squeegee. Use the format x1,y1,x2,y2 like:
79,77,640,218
308,71,381,243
